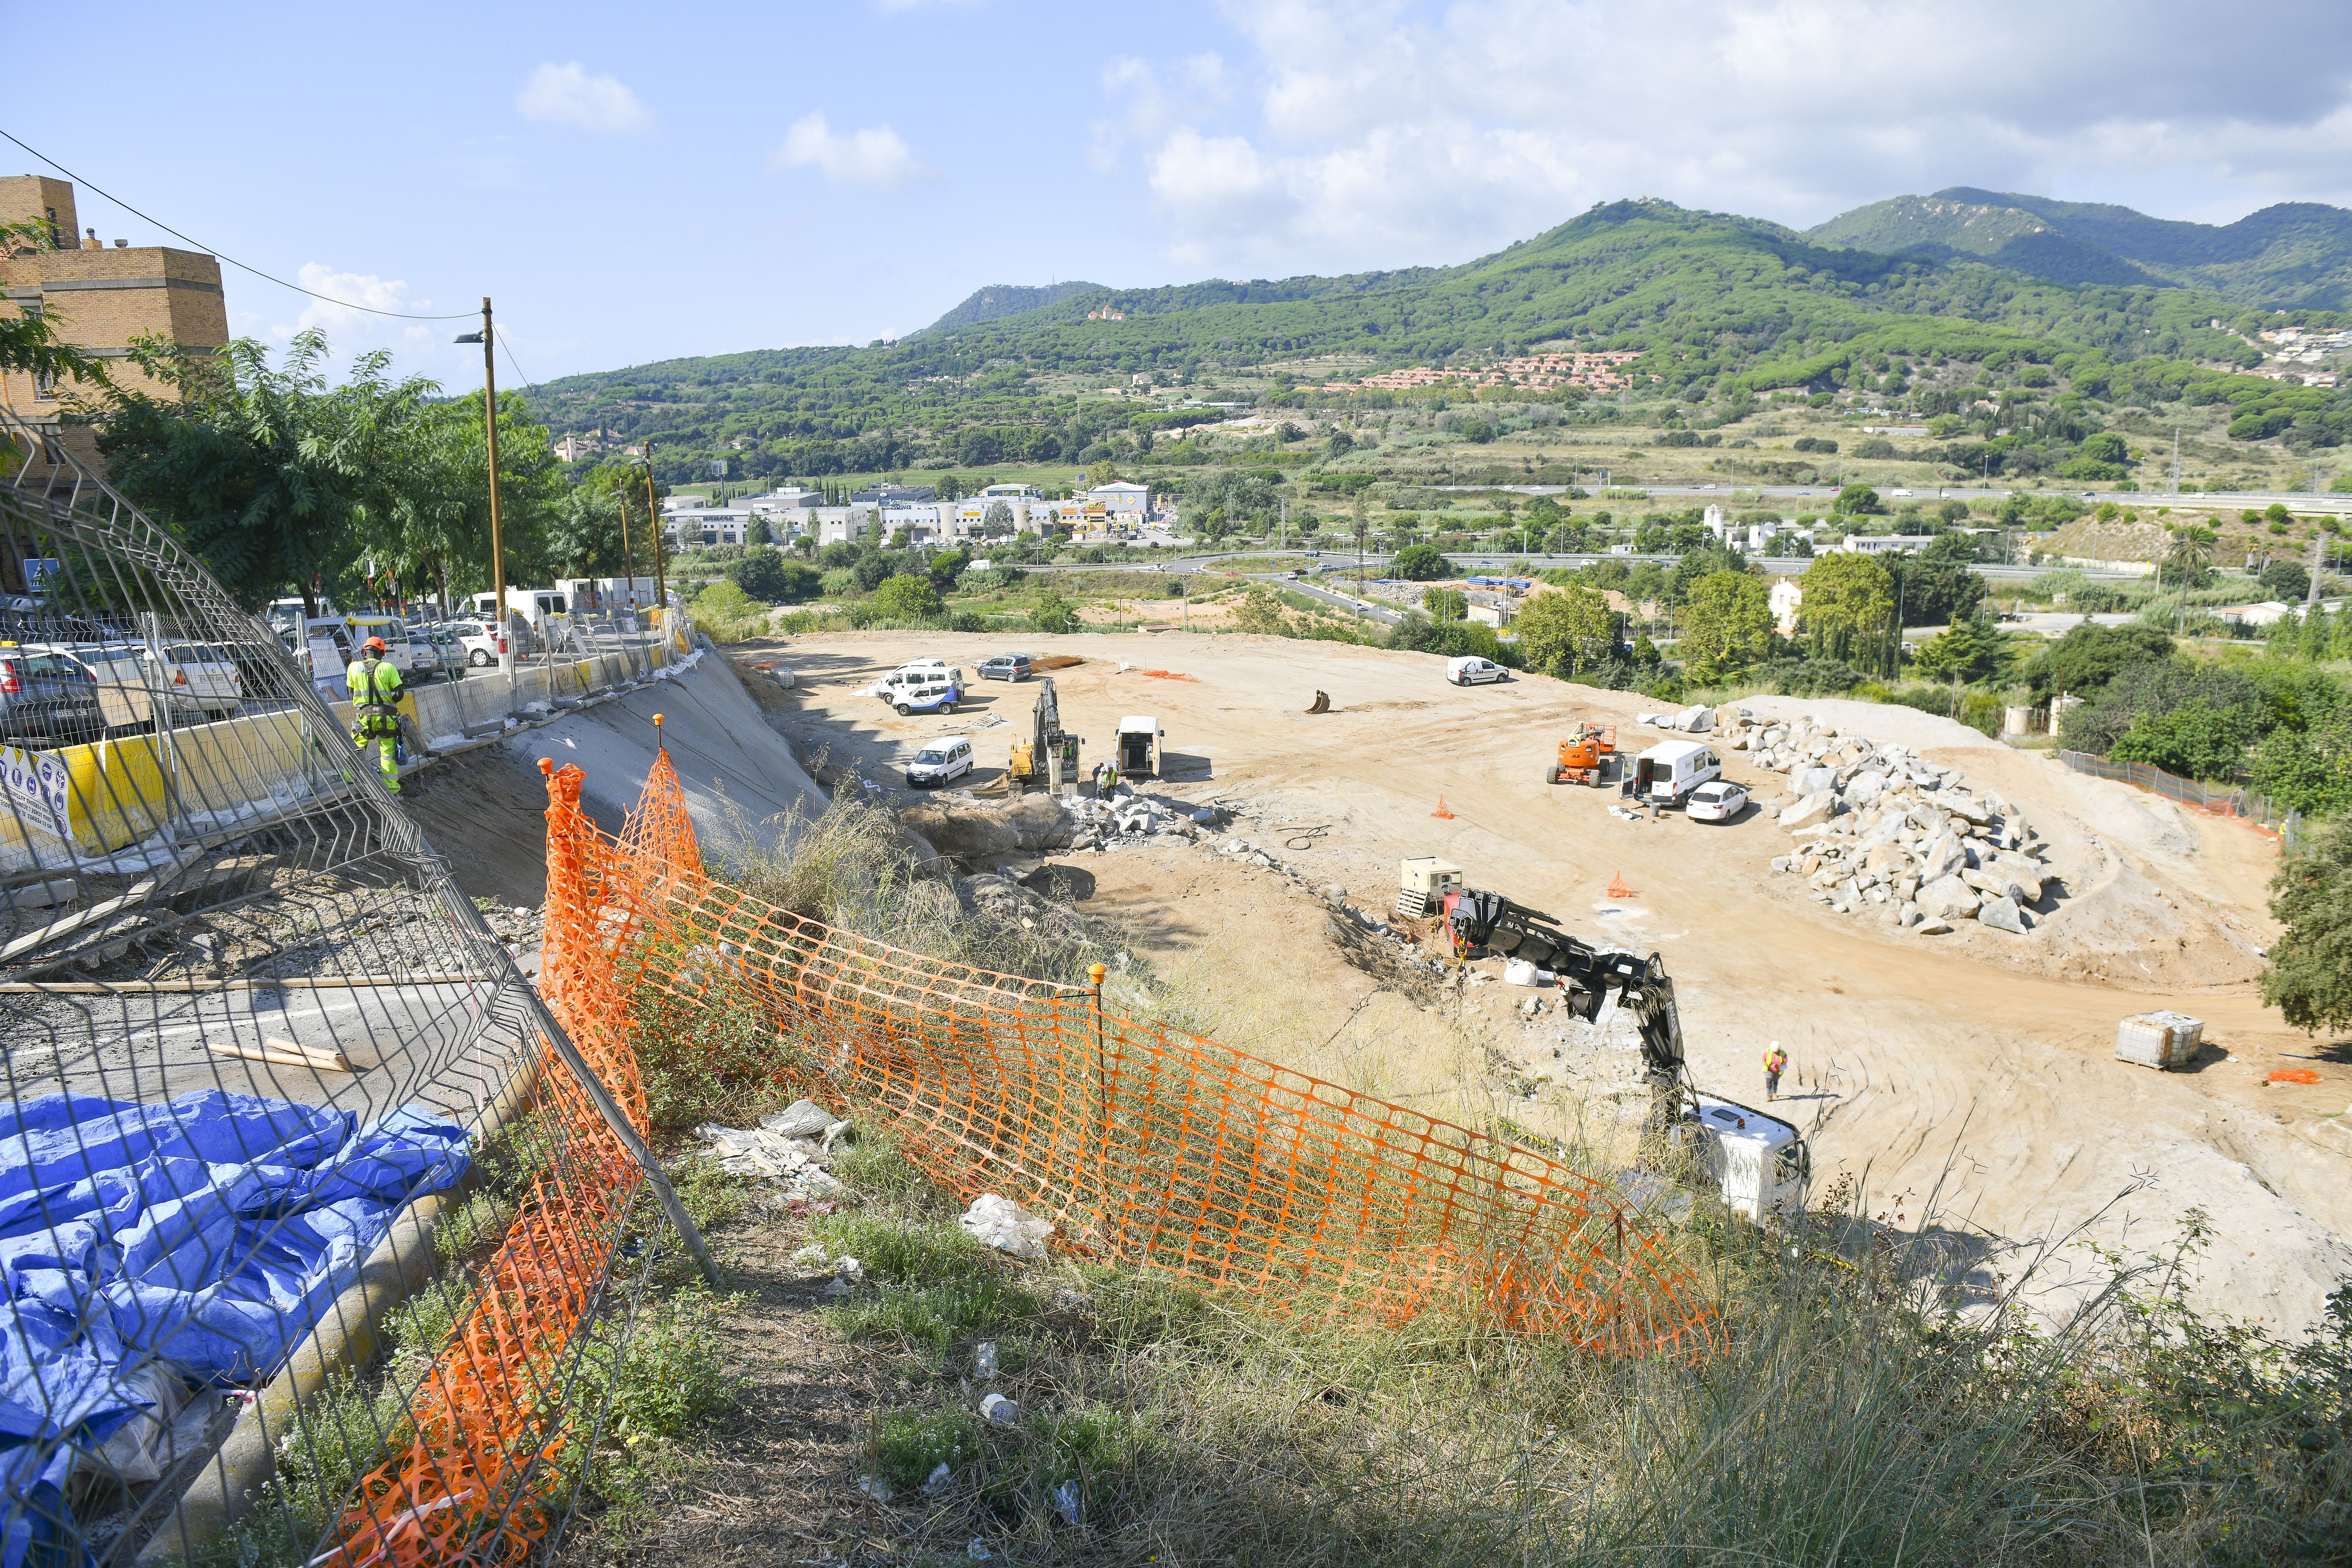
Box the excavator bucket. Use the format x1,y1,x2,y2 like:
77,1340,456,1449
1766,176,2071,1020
1306,690,1330,714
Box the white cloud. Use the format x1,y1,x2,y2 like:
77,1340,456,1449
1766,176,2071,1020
1112,0,2352,274
772,111,933,189
515,62,654,134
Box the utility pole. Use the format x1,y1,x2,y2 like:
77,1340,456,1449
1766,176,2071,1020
616,490,639,618
2172,428,2181,496
454,299,510,680
642,440,667,624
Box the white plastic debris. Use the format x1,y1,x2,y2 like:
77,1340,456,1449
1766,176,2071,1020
763,1099,836,1137
959,1193,1054,1261
790,1243,828,1267
980,1391,1019,1426
974,1340,1000,1378
1052,1478,1081,1525
836,1256,864,1285
925,1461,954,1495
1502,958,1542,987
967,1541,992,1562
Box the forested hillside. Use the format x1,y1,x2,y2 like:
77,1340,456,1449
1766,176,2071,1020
518,198,2349,484
1809,189,2352,308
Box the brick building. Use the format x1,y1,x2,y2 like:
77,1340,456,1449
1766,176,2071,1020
1,175,228,594
0,174,229,432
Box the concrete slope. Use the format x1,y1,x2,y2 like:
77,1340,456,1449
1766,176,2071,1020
420,650,826,880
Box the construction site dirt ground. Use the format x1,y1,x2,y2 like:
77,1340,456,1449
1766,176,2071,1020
692,628,2352,1336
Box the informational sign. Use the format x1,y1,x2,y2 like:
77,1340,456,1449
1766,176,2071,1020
0,742,73,842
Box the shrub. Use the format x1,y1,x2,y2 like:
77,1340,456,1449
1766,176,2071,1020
1031,592,1079,634
1391,542,1451,579
870,573,944,620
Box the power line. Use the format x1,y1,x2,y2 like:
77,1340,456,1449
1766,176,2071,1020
0,128,477,321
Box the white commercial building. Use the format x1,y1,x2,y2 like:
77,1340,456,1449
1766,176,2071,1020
1837,534,1939,556
1769,578,1803,635
1086,481,1151,518
953,482,1050,536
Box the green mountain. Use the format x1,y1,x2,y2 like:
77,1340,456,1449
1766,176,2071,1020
1808,188,2352,308
914,281,1107,336
525,198,2320,479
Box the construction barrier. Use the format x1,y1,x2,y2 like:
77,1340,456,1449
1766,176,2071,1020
590,752,1709,1347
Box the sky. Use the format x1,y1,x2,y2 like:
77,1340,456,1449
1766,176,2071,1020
24,0,2352,388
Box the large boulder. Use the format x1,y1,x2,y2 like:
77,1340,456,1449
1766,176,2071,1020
1945,792,1994,825
1778,790,1838,831
901,792,1075,861
1976,898,2028,935
1916,830,1966,882
1793,765,1838,796
1917,874,1982,920
1841,770,1888,809
1675,705,1713,733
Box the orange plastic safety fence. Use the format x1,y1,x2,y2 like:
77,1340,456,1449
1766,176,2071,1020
325,763,654,1568
326,750,1716,1567
587,757,1717,1356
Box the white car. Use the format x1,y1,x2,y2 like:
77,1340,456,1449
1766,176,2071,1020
869,662,964,702
1447,655,1509,686
1685,779,1749,823
904,737,975,787
451,622,501,666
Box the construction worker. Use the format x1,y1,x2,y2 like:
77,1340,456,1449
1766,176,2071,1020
346,636,405,794
1096,757,1119,800
1763,1042,1788,1102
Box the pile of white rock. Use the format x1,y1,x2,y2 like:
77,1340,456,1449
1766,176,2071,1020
1068,791,1220,852
1726,710,2057,936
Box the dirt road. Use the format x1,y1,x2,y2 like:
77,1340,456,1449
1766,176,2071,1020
738,629,2352,1332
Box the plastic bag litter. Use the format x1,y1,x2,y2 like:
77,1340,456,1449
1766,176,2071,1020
960,1193,1054,1261
1503,958,1544,987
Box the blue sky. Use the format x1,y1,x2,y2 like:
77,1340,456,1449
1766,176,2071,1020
26,0,2352,387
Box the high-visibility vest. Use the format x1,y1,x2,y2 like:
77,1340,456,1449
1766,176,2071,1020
348,656,401,714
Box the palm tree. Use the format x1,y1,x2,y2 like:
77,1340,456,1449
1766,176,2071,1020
2167,524,2216,634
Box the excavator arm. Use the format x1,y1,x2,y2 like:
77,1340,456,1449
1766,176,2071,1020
1442,888,1685,1084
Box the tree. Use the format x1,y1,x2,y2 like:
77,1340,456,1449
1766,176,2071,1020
97,330,455,613
1832,483,1884,515
2167,524,2219,625
1031,591,1078,634
1234,585,1289,635
871,573,944,620
982,501,1015,535
2259,561,2311,601
928,550,969,590
2258,817,2352,1034
1911,616,2003,685
1678,570,1773,677
1796,552,1895,669
2024,622,2174,700
728,547,793,602
1422,586,1468,620
1514,584,1618,677
746,517,773,546
1392,542,1451,580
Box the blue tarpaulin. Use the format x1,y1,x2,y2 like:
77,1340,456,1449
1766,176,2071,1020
0,1090,469,1568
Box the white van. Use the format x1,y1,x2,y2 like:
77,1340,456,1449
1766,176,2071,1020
1114,716,1162,777
904,737,974,788
1446,655,1509,686
1628,738,1721,807
867,661,964,702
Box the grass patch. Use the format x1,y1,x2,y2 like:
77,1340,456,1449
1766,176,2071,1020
871,1407,985,1491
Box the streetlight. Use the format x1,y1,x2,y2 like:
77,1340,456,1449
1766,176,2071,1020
452,297,509,680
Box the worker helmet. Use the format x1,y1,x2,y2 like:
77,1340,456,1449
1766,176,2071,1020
363,636,388,653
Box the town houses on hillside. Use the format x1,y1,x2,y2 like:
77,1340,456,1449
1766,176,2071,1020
1327,350,1643,394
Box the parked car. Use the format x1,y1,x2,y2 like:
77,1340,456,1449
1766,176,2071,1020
976,653,1032,682
891,672,960,715
0,645,104,746
1446,656,1509,686
450,621,501,666
151,642,245,719
1685,779,1749,823
408,624,469,680
904,737,975,787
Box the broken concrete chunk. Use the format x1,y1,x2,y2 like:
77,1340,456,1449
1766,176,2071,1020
1779,790,1838,831
1977,898,2029,934
1917,874,1982,920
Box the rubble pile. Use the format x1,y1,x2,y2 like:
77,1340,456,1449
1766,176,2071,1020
1726,710,2058,936
1067,791,1220,852
693,1099,851,1201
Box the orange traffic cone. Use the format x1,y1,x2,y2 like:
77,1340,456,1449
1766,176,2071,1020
1606,872,1635,898
1432,796,1456,819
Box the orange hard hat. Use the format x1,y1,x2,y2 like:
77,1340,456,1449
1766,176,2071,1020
363,636,388,652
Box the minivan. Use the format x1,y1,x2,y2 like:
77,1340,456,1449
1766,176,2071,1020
888,672,959,715
1628,739,1722,807
868,661,964,703
905,737,975,787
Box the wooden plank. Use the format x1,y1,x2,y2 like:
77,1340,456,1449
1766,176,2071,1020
207,1036,353,1073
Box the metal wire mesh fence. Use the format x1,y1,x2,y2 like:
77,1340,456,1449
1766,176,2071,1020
2056,749,2309,852
0,409,689,1568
